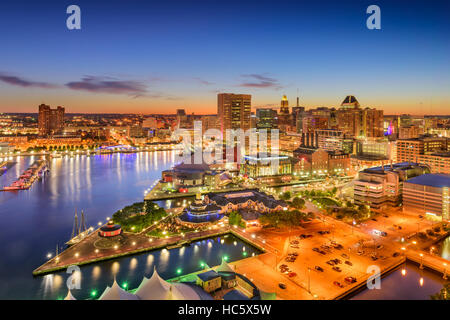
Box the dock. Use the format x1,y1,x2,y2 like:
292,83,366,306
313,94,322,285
1,159,47,191
0,161,16,177
33,226,230,276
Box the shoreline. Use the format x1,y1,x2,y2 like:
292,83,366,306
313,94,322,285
32,228,232,276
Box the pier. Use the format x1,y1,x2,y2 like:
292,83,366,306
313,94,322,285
33,226,231,276
1,160,47,191
0,160,16,177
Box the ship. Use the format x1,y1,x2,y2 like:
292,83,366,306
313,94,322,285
65,209,92,246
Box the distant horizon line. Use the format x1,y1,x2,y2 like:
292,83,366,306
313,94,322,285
2,111,449,118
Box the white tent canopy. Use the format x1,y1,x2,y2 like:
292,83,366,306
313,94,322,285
135,267,202,300
64,289,77,300
216,258,234,273
135,267,183,300
99,279,139,300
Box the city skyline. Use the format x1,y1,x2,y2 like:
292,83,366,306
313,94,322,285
0,0,449,115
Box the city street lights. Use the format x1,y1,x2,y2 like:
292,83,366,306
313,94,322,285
443,263,448,280
307,267,311,293
401,247,407,276
419,253,424,270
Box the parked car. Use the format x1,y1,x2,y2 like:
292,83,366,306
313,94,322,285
345,260,353,266
326,260,335,266
315,266,324,272
333,281,344,288
312,247,320,252
392,252,400,257
345,276,357,284
341,253,349,259
332,266,342,272
288,272,297,278
279,283,286,289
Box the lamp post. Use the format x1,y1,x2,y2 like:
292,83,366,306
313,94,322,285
307,267,311,293
419,253,424,270
401,247,407,276
443,263,448,280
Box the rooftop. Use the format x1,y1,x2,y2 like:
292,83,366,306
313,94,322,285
362,162,424,174
405,174,450,188
196,270,220,282
223,289,250,300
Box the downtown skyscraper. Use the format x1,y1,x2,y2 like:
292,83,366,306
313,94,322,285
217,93,251,136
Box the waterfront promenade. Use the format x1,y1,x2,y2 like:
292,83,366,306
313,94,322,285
33,225,231,276
33,195,449,300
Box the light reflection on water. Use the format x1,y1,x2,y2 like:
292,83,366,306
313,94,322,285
0,151,261,300
350,261,446,300
438,236,450,261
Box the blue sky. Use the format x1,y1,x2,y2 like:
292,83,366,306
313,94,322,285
0,0,449,114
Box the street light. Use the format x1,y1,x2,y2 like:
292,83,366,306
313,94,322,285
307,267,311,293
401,247,407,276
443,263,448,280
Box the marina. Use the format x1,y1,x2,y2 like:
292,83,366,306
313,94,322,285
0,160,16,177
0,152,448,300
1,159,47,191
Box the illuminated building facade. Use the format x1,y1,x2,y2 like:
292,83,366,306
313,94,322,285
353,162,430,212
217,93,251,136
38,104,65,137
403,174,450,221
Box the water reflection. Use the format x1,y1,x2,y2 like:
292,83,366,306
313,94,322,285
351,262,445,300
438,236,450,261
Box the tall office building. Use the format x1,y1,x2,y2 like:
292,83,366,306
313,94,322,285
38,104,65,137
280,95,289,115
217,93,251,135
363,108,384,138
336,96,383,138
256,108,277,129
278,95,292,132
397,135,450,174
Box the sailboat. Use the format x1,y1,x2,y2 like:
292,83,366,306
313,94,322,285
66,209,93,246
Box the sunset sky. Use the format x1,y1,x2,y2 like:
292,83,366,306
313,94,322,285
0,0,449,115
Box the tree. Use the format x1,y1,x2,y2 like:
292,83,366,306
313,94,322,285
431,283,450,300
280,191,292,201
291,197,305,210
228,211,245,228
259,210,309,228
331,187,338,195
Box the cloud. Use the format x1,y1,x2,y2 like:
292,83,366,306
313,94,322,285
193,77,215,85
0,72,58,89
65,76,148,97
238,74,282,89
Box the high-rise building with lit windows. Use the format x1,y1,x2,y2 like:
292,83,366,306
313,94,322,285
217,93,251,135
38,104,65,137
